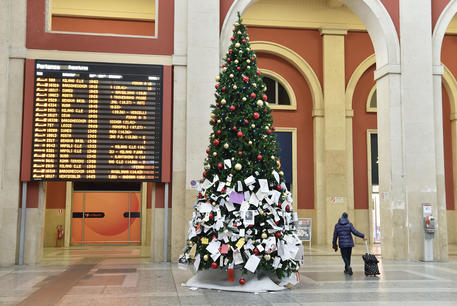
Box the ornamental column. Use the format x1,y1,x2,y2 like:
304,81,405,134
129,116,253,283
319,28,350,244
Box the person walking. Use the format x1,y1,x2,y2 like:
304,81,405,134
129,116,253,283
332,212,367,275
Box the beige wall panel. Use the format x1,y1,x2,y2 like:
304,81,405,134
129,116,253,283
52,0,156,20
44,209,66,247
447,210,457,244
353,209,369,244
152,207,172,261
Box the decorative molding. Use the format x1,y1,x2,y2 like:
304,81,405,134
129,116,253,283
319,28,348,36
346,54,376,110
250,41,323,111
373,63,401,81
366,85,377,113
172,55,187,66
312,109,324,117
433,65,444,76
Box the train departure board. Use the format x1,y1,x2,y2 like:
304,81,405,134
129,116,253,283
31,60,163,181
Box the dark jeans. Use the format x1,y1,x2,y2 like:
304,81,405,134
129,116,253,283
340,247,352,271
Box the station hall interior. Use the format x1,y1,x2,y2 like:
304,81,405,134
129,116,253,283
2,1,457,303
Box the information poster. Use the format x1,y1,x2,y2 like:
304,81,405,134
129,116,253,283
297,218,312,242
31,60,163,181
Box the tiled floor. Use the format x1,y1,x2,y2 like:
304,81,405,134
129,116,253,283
1,244,456,305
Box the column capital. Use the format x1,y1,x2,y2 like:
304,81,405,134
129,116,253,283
319,28,348,36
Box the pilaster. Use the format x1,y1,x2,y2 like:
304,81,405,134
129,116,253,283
320,28,349,244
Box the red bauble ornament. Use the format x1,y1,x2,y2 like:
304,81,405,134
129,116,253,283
212,235,217,239
237,131,244,137
276,185,281,191
238,151,243,156
242,39,247,44
206,148,210,153
286,205,290,212
212,262,218,269
256,70,261,75
229,49,233,53
244,119,249,124
210,119,216,124
267,129,271,134
198,192,203,198
230,105,236,111
222,63,226,68
253,112,260,119
253,248,259,255
264,109,268,113
272,126,276,131
233,222,237,227
221,188,226,193
217,130,221,135
203,171,207,177
243,76,249,83
218,163,223,169
227,58,231,62
251,57,255,61
216,103,220,107
222,87,226,92
262,94,268,101
278,203,282,208
233,126,237,131
275,232,281,238
213,139,220,146
239,278,246,285
215,84,220,89
250,93,256,99
257,155,263,160
231,36,235,41
209,213,214,219
237,67,241,71
275,220,280,225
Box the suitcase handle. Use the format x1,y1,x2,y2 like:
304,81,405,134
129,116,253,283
365,240,369,254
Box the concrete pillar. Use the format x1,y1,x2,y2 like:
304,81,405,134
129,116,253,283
320,28,350,243
379,0,447,261
0,0,26,266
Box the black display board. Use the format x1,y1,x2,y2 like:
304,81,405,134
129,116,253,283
31,60,163,181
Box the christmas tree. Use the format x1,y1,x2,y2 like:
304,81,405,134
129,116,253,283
180,14,302,284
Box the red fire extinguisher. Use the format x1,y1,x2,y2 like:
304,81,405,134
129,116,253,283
56,225,64,247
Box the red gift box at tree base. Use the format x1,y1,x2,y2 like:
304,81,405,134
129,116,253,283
179,13,303,293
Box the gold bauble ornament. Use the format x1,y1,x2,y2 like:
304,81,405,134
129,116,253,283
221,99,226,105
217,119,221,123
246,59,251,64
248,141,253,145
279,171,284,176
215,76,220,82
246,47,250,51
210,113,215,119
204,164,210,170
234,163,242,170
211,134,215,138
224,143,229,149
256,100,263,106
251,124,255,128
229,74,234,78
203,254,209,261
264,254,271,261
223,67,227,72
247,66,251,69
212,201,217,206
235,42,240,47
231,157,235,161
239,50,243,54
261,232,267,239
234,60,239,64
242,97,247,102
235,22,239,27
187,240,193,245
233,85,237,89
237,31,241,35
213,152,217,156
271,155,275,160
259,210,265,216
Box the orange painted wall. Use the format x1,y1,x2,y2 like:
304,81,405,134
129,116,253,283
432,0,451,31
46,182,67,209
220,0,235,31
442,87,455,210
380,0,399,37
442,34,457,210
255,53,314,210
352,65,377,210
52,16,155,36
247,27,323,86
345,32,374,85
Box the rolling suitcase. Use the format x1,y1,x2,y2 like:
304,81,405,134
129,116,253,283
362,241,380,276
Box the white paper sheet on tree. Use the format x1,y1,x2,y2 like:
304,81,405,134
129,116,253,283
258,179,269,192
244,255,261,273
207,240,221,254
244,176,255,185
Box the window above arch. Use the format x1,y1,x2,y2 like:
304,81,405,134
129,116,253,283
366,85,377,113
261,70,297,110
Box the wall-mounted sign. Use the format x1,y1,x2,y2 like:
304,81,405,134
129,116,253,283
30,60,163,181
297,218,312,242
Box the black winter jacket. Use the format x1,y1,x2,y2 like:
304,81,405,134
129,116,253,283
332,217,364,248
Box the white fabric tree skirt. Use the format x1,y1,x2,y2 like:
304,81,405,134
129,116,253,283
183,269,297,293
